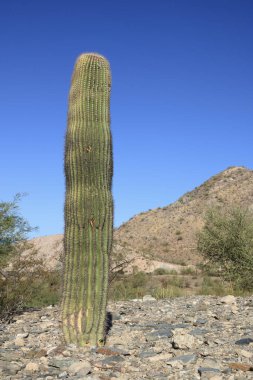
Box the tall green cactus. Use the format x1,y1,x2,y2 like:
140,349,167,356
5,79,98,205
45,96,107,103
62,53,113,346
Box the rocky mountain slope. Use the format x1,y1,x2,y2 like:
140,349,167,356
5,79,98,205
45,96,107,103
115,166,253,266
27,166,253,272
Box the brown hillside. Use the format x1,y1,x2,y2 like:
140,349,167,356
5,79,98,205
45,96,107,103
114,166,253,266
26,166,253,271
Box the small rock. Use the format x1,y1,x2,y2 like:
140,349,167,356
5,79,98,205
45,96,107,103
46,346,59,355
14,337,25,347
166,360,184,369
0,360,23,375
16,332,29,338
48,358,74,369
190,328,209,336
220,295,236,304
40,315,49,320
235,337,253,345
231,305,238,314
167,354,197,365
58,371,68,378
94,355,125,369
111,313,122,321
237,349,253,358
198,367,221,375
172,328,201,349
146,329,173,341
143,295,156,301
228,362,253,371
200,359,220,369
40,321,54,329
194,318,208,325
68,360,92,376
25,362,39,373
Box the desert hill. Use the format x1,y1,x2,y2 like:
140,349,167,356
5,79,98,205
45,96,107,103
115,166,253,266
27,166,253,272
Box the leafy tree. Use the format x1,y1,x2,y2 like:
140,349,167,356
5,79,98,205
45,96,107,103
0,193,36,262
0,194,40,320
197,205,253,291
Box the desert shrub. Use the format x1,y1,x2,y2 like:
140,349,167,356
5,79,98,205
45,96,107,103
153,286,183,299
153,268,169,275
197,205,253,291
170,258,187,266
0,252,44,320
109,272,148,301
198,276,228,296
25,270,62,307
130,271,148,288
167,269,179,275
0,194,36,263
159,275,185,288
109,271,186,301
0,194,40,320
180,267,197,275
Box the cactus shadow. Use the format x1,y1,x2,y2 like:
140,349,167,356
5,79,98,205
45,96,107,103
105,311,113,335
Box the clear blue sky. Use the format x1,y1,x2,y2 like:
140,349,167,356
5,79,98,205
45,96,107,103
1,0,252,237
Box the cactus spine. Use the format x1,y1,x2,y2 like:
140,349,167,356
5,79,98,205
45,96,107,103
62,53,113,346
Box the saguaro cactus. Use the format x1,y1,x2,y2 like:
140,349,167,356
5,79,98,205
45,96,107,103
62,53,113,346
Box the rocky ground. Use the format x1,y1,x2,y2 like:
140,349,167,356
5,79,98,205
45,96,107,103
1,295,253,379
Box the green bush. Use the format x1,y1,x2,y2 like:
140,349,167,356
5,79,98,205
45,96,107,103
153,268,169,275
0,253,42,320
0,194,36,263
0,195,40,320
131,271,148,288
180,267,197,275
197,205,253,291
153,286,183,299
198,276,228,296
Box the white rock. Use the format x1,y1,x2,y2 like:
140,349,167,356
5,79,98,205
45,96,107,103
16,332,29,338
231,305,238,314
14,337,25,347
143,295,156,301
40,356,48,365
58,371,68,379
40,321,54,329
68,361,91,375
220,295,236,304
25,362,39,372
15,319,23,324
200,358,220,369
46,346,58,355
237,349,253,358
172,329,200,349
167,360,184,369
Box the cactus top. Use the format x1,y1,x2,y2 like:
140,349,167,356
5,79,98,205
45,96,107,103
69,53,111,98
65,51,112,202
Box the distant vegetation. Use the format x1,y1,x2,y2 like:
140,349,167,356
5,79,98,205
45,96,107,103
197,205,253,292
1,195,253,320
